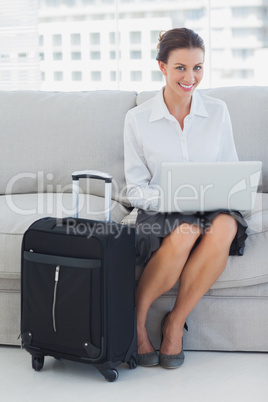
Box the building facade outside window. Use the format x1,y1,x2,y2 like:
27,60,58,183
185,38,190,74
1,0,267,91
37,0,268,91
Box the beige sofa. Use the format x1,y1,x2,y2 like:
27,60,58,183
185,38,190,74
0,87,267,352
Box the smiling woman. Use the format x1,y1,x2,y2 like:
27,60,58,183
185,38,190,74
156,29,205,126
124,27,248,370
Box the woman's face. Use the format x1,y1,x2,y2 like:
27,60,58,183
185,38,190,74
158,47,204,98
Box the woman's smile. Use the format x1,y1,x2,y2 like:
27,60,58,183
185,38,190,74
178,82,195,91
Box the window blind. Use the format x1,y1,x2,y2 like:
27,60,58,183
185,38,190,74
0,0,40,90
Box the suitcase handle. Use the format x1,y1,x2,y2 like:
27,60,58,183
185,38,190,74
72,170,113,221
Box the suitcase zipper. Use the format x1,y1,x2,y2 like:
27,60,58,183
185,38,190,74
52,265,60,333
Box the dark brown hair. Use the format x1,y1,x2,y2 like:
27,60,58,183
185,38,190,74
156,27,205,63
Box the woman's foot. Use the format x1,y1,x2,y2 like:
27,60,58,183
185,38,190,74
159,312,187,369
137,326,155,355
137,326,159,367
160,313,184,355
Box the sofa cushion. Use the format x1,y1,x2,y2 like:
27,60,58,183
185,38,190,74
0,90,137,206
137,87,268,193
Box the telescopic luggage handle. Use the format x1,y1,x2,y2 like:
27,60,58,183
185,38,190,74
72,170,113,221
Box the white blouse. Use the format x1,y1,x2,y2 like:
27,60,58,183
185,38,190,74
124,88,238,211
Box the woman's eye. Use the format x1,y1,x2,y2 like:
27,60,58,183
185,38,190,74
194,66,202,71
176,66,185,71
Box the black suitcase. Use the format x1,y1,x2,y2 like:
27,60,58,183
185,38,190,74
21,170,137,382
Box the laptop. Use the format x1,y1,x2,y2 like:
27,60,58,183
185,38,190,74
157,161,262,213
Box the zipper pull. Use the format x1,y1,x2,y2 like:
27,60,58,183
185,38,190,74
55,265,60,282
53,266,60,333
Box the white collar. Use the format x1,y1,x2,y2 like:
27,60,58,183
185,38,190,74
149,87,209,123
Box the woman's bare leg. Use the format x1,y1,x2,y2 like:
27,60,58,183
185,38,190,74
136,223,201,354
160,214,238,355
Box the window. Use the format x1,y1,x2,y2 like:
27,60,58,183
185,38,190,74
232,7,256,19
18,53,28,59
232,69,254,79
54,71,63,81
130,50,142,59
151,49,157,59
90,33,100,45
109,32,116,44
91,71,101,81
151,71,163,81
110,71,122,81
130,31,141,44
3,1,268,91
90,51,101,59
151,30,159,43
72,71,82,81
131,71,142,81
71,52,81,60
232,49,254,60
53,52,62,60
53,34,62,46
71,33,81,46
110,31,120,45
110,50,121,59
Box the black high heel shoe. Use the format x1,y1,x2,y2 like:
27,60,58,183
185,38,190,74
137,337,159,367
159,312,188,369
137,350,159,367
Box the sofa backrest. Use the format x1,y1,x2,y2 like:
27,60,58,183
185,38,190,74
0,90,137,206
1,86,267,206
137,86,268,193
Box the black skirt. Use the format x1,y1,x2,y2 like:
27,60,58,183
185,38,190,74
135,209,248,266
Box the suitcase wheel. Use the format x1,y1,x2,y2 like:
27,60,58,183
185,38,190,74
128,356,138,370
104,369,119,382
32,355,44,372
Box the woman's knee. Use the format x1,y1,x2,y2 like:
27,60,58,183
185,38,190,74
203,214,238,250
162,223,201,255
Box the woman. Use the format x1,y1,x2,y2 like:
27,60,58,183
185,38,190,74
124,28,247,369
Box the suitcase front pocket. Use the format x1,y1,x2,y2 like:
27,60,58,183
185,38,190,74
22,251,103,358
